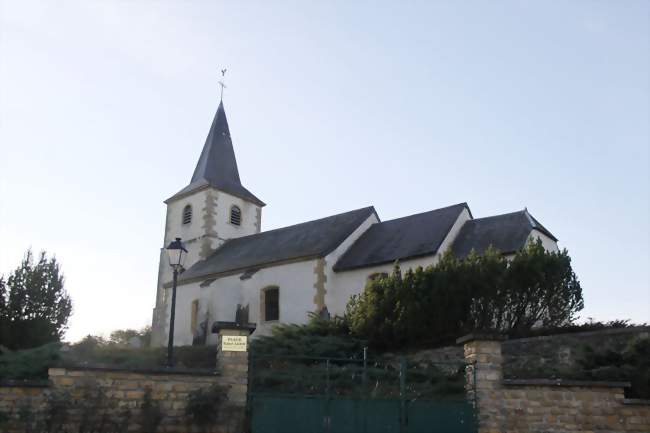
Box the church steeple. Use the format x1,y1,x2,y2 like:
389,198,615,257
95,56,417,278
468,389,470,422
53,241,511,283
167,101,264,206
191,101,241,187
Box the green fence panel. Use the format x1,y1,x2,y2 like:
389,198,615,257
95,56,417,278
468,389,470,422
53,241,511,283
328,398,401,433
251,396,327,433
406,400,477,433
249,355,477,433
251,396,477,433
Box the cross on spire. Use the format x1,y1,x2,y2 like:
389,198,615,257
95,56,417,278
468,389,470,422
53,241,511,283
218,68,227,101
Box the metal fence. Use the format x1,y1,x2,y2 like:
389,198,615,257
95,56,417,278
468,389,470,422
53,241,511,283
248,352,477,433
249,352,474,400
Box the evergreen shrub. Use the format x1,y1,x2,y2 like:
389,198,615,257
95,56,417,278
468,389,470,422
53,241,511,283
346,240,584,350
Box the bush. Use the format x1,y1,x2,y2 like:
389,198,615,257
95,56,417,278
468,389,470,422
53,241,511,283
0,341,218,381
506,319,642,339
577,338,650,399
505,337,650,399
0,343,61,381
346,240,584,350
250,312,365,359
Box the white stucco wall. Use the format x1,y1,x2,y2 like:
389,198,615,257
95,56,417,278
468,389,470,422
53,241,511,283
240,259,318,336
163,188,261,274
153,187,263,346
215,191,262,239
528,229,559,252
164,258,319,345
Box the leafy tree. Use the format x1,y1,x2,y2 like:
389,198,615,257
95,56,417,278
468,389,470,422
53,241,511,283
109,326,152,347
346,239,584,350
0,250,72,350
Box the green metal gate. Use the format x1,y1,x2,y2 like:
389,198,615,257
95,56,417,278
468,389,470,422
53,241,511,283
248,354,477,433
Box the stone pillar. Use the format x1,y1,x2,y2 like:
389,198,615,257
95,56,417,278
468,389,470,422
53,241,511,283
213,323,254,433
457,333,506,433
215,327,251,405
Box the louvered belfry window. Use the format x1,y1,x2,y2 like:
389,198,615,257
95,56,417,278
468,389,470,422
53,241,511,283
230,205,242,226
182,205,192,225
264,287,279,321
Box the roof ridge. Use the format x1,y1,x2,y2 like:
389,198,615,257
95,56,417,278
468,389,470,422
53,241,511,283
376,202,468,225
467,209,527,222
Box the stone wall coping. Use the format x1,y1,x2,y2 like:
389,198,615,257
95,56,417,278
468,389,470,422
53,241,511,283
456,332,508,345
504,325,650,344
0,379,50,388
502,378,631,389
212,321,256,334
623,398,650,406
55,363,219,377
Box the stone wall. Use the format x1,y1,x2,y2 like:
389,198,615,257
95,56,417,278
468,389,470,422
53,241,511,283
0,328,250,433
0,366,241,433
0,381,48,426
502,326,650,376
398,326,649,379
461,334,650,433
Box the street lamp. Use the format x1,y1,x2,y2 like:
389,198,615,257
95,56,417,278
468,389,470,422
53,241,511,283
165,237,187,367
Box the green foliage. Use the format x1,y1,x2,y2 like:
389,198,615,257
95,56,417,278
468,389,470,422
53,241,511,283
508,319,642,339
0,340,217,381
0,342,61,380
576,338,650,399
109,326,152,347
250,312,366,359
0,250,72,350
61,342,217,370
185,384,228,426
346,240,584,350
251,356,467,399
506,338,650,399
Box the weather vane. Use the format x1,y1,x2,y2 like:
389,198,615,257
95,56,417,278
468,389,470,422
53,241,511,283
218,68,227,101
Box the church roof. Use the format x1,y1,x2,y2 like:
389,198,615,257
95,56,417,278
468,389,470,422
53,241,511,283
333,203,470,272
166,102,265,206
450,209,557,258
180,206,377,282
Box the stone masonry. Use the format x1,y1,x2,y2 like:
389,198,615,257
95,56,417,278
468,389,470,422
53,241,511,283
460,334,650,433
0,327,250,433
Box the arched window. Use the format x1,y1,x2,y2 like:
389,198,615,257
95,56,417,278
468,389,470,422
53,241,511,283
261,286,279,322
230,205,242,226
182,205,192,225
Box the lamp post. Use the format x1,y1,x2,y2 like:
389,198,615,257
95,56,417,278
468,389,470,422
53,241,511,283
165,237,187,367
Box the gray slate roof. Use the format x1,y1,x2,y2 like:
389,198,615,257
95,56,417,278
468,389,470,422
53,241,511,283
333,203,470,272
451,209,557,258
180,206,377,282
166,102,264,206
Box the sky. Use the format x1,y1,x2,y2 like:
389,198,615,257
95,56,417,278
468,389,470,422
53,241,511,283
0,0,648,342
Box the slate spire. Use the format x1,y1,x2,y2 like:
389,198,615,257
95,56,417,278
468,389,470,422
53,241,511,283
167,101,264,206
191,101,241,186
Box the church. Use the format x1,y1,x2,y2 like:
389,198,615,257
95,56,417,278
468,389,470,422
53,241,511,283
150,100,559,347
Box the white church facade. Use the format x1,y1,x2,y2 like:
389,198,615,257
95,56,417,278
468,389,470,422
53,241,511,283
150,101,559,347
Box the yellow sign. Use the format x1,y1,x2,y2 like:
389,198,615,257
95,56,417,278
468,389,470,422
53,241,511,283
222,335,248,352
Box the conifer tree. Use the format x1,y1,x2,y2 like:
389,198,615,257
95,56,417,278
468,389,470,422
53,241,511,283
0,250,72,350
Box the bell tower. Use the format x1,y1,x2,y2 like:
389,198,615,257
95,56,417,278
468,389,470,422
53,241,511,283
151,100,265,346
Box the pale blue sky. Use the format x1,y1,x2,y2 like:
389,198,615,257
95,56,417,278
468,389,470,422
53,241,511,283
0,1,648,341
